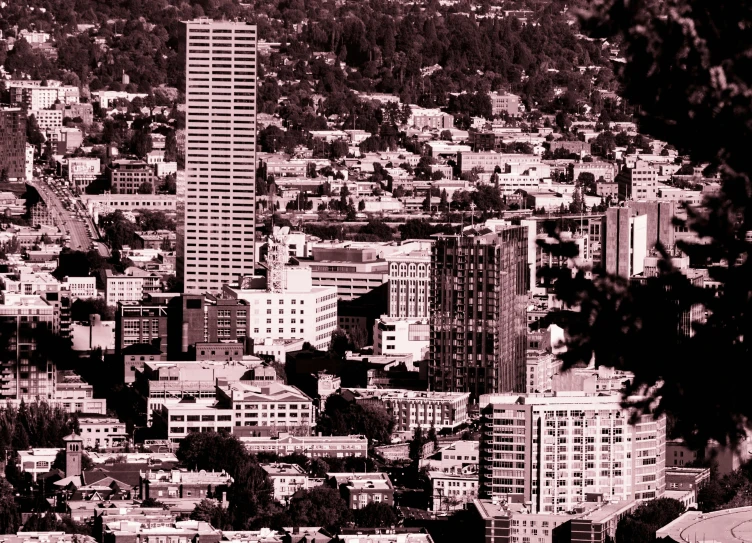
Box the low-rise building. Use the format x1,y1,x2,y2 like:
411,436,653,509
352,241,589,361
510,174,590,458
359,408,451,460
105,269,146,306
102,520,222,543
261,463,312,504
666,466,710,508
108,160,156,195
78,417,127,449
373,317,430,362
419,440,480,474
327,472,394,510
240,433,368,458
63,276,98,298
489,91,521,116
428,471,479,512
17,448,62,480
140,469,232,502
342,388,470,432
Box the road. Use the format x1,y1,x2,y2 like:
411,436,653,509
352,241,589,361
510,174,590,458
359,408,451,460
28,178,99,253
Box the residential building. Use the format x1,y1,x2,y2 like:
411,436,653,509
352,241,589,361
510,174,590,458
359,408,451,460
180,19,258,294
327,472,394,510
615,160,658,200
261,463,311,503
489,91,521,116
29,108,63,132
222,266,337,353
387,247,431,318
53,102,95,125
373,317,429,361
78,417,128,449
420,440,480,474
572,161,618,183
50,127,83,153
525,351,563,394
62,276,97,298
665,466,709,506
478,393,666,513
428,471,479,512
108,160,155,194
409,108,454,129
666,439,698,467
342,388,470,432
0,294,59,399
217,381,315,438
430,226,529,398
9,84,79,110
26,143,34,180
17,448,62,480
134,230,176,250
0,108,27,181
140,469,232,502
240,433,368,458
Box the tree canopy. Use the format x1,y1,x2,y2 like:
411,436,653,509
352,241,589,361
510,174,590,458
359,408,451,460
316,393,394,445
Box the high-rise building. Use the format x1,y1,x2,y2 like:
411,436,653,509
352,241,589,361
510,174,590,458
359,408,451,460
430,226,528,398
602,207,647,277
387,247,431,319
0,108,27,181
478,393,666,513
180,19,258,293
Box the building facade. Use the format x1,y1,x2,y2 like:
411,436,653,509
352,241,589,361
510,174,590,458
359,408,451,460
240,433,368,458
430,227,529,398
0,108,27,180
108,160,155,194
478,393,666,513
387,248,431,318
373,317,430,361
180,19,258,294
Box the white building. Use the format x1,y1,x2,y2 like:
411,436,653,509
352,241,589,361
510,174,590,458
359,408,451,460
526,350,563,394
420,440,480,474
63,276,97,299
104,270,145,306
261,463,312,503
29,109,63,132
387,246,431,319
373,316,430,362
428,471,479,512
182,19,258,294
223,266,337,352
78,417,128,449
17,448,62,481
26,144,34,181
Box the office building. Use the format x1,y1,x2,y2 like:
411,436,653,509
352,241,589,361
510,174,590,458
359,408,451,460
478,393,666,513
180,19,258,294
240,433,368,458
29,108,63,132
428,471,479,512
78,417,128,449
222,265,337,353
602,207,647,277
342,388,470,432
115,300,169,354
420,440,480,474
0,108,27,181
373,316,430,361
430,225,529,397
387,247,431,318
66,157,101,193
108,160,155,194
457,152,541,173
616,160,658,200
489,91,521,116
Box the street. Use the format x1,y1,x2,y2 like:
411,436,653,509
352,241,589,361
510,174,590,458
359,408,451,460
28,177,100,253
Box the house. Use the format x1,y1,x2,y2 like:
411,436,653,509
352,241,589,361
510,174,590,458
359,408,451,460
327,472,394,510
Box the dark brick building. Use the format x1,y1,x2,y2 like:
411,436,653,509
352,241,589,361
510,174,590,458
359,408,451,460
0,108,27,180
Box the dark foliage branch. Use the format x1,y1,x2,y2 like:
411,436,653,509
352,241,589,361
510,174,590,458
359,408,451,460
539,0,752,448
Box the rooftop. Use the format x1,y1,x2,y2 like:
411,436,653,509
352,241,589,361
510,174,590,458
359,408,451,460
344,388,469,401
261,463,307,476
655,505,752,542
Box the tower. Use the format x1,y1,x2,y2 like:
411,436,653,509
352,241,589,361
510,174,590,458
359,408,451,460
63,433,83,477
430,226,529,398
180,19,258,294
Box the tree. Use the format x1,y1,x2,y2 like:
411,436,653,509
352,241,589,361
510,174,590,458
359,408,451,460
164,131,178,162
176,432,252,476
0,478,20,534
316,393,394,444
71,298,112,322
191,499,232,529
615,498,685,543
287,487,351,531
409,426,427,462
137,182,154,194
358,199,366,211
355,502,398,528
358,220,394,241
26,115,45,147
138,210,176,231
537,0,752,448
130,129,153,158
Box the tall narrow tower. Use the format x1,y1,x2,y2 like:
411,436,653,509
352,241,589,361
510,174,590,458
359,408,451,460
180,19,258,293
63,433,83,477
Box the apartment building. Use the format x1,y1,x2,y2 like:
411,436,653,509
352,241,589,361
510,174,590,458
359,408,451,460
327,472,395,509
386,247,431,318
29,108,63,132
63,276,97,298
478,393,666,513
0,108,27,180
430,225,529,398
342,388,470,432
222,267,337,352
420,440,480,474
105,270,147,306
409,108,454,129
261,463,312,503
428,471,479,512
108,160,156,194
54,102,94,125
180,19,258,294
526,351,563,394
103,520,221,543
9,84,79,110
572,161,618,183
373,317,430,361
240,433,368,458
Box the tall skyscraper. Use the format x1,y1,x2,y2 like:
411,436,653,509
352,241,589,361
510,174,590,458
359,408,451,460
429,226,528,398
0,108,27,181
478,393,666,512
180,19,257,294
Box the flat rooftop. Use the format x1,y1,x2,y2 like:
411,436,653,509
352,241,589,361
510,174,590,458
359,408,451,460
656,506,752,542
